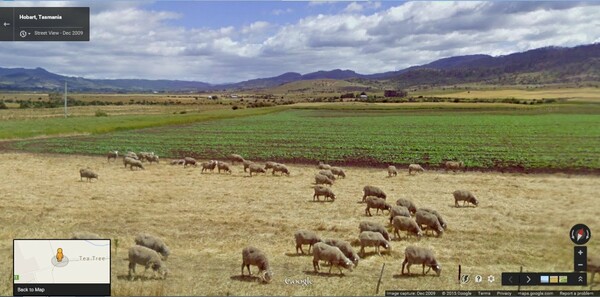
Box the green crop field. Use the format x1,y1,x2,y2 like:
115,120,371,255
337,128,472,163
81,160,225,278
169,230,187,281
6,106,600,171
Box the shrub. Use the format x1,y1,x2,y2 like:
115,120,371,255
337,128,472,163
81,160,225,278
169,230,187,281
179,111,187,114
95,110,108,117
232,105,239,110
0,101,7,109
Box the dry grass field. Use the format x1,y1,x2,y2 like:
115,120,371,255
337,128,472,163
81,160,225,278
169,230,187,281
0,153,598,295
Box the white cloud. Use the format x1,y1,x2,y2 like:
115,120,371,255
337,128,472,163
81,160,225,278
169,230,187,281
344,2,364,13
272,8,293,15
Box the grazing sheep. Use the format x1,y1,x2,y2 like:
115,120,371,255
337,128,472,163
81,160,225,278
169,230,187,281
365,197,391,216
318,170,336,181
392,217,423,240
312,242,354,275
107,151,118,162
146,154,159,164
358,231,390,256
402,246,441,276
415,210,444,237
134,233,171,260
229,154,245,165
314,174,334,186
294,230,322,254
241,246,273,283
128,245,168,280
125,152,139,160
388,166,398,177
243,160,254,172
389,205,411,224
272,164,290,176
123,156,136,168
588,255,600,284
170,159,185,165
248,163,266,176
183,157,197,167
323,239,360,266
330,166,346,178
217,161,232,174
313,186,335,202
71,231,102,240
79,168,98,182
408,164,425,175
444,161,464,172
453,190,479,207
419,208,448,230
264,161,279,172
359,221,390,241
201,160,218,172
317,161,331,170
362,185,386,202
138,152,152,162
396,198,417,215
128,159,145,171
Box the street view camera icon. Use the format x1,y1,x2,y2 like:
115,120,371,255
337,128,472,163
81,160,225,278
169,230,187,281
570,224,591,245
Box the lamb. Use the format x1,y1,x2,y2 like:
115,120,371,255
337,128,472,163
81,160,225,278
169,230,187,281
272,164,290,176
318,170,336,181
71,231,102,240
312,242,354,275
392,216,423,240
444,161,464,173
396,198,417,215
389,205,411,224
217,161,232,174
453,190,479,207
170,159,185,165
415,210,444,237
323,239,360,266
408,164,425,175
243,160,254,172
358,231,390,256
588,255,600,284
388,166,398,177
317,161,331,170
183,157,197,167
313,186,335,202
107,151,119,162
128,245,168,280
146,154,159,164
134,233,171,260
365,197,391,216
314,174,334,186
79,168,98,182
201,160,217,172
248,163,266,176
419,208,448,230
402,245,442,276
362,185,386,202
294,230,322,254
229,154,245,165
330,166,346,178
241,246,273,283
359,221,390,241
264,161,279,172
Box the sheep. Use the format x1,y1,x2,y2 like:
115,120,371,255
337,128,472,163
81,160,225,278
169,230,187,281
444,161,464,173
229,154,245,165
170,159,185,165
134,233,171,260
241,246,273,283
396,198,417,215
362,185,386,202
272,164,290,176
183,157,197,167
294,230,322,254
138,152,152,162
402,246,442,276
71,231,102,240
79,168,98,182
408,164,425,175
248,163,266,176
314,174,334,186
313,186,335,202
415,210,444,237
123,156,136,168
243,160,254,172
392,216,423,240
128,245,168,280
389,205,411,224
358,231,390,256
107,151,118,162
453,190,479,207
217,161,232,174
419,208,448,230
323,239,360,266
388,166,398,177
588,255,600,284
317,161,331,170
359,221,390,241
312,242,354,275
318,170,336,181
125,152,139,160
146,154,159,164
330,166,346,178
201,160,217,172
264,161,279,172
365,197,391,216
128,159,145,171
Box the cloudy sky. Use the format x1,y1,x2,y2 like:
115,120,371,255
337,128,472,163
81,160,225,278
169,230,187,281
1,1,599,83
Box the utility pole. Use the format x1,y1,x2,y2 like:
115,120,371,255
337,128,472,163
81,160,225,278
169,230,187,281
64,81,67,118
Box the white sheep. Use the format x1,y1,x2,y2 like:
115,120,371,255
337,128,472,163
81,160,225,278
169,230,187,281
408,164,425,175
415,210,444,237
79,168,98,182
392,216,423,240
229,154,245,165
134,233,170,260
248,163,266,176
389,205,411,224
359,221,390,241
388,165,398,177
365,197,391,216
317,161,331,170
453,190,479,207
314,174,334,186
363,185,386,202
396,198,417,214
217,161,232,174
359,231,390,256
444,161,464,173
128,245,168,280
313,186,335,202
107,151,119,162
401,245,441,276
323,239,360,266
272,164,290,176
318,170,336,181
312,242,354,275
71,231,102,240
330,166,346,178
241,246,273,283
294,230,322,254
